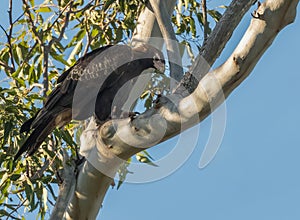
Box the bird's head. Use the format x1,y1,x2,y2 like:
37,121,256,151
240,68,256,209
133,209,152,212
132,44,165,74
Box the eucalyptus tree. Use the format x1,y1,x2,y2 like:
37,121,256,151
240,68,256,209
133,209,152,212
0,0,298,219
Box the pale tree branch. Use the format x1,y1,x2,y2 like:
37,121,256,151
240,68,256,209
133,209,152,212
149,0,184,87
175,0,257,95
65,118,116,220
50,150,76,220
130,0,177,98
63,0,298,219
65,160,113,220
191,0,257,81
132,0,177,46
128,0,177,116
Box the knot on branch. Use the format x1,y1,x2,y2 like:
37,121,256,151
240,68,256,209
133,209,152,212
233,56,244,67
174,72,199,95
100,121,117,140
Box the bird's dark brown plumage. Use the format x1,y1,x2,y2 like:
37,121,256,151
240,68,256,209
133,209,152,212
15,44,165,160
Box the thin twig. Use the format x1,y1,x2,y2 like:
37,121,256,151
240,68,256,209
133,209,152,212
46,1,73,34
30,159,50,180
20,41,38,66
0,60,14,73
28,82,44,92
0,24,9,38
48,2,72,46
10,41,39,80
42,45,50,97
70,0,95,14
83,33,91,55
201,0,208,43
83,18,92,55
8,0,16,72
5,200,26,220
0,3,20,85
22,0,43,44
12,12,25,25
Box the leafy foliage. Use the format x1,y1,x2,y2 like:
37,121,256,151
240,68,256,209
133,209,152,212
0,0,221,218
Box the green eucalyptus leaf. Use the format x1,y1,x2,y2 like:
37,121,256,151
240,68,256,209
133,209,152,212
136,152,158,167
208,9,222,22
2,121,13,147
36,6,52,13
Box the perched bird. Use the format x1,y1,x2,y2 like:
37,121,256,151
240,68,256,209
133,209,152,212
15,44,165,160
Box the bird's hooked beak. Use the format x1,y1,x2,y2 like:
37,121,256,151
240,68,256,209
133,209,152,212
154,59,165,74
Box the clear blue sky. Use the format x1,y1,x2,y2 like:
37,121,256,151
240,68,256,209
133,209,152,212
1,1,300,220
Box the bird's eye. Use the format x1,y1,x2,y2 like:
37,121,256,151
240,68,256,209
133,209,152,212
153,55,160,61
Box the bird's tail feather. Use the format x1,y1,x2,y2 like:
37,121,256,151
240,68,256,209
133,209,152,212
14,114,56,161
20,109,42,134
20,116,36,134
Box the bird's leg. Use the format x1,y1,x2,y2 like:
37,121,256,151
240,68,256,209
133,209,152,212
153,93,162,109
94,114,107,127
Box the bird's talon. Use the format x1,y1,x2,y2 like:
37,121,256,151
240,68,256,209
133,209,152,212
129,111,140,117
251,11,261,18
